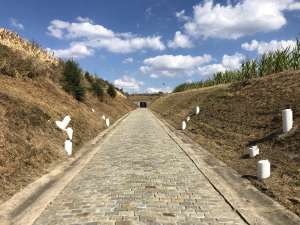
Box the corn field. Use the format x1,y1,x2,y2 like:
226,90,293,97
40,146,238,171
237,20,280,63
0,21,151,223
173,39,300,93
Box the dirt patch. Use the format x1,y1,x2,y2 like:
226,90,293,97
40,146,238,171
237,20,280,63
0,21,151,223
151,70,300,216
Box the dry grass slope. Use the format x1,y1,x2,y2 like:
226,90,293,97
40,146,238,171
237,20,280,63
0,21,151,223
151,70,300,216
0,29,135,202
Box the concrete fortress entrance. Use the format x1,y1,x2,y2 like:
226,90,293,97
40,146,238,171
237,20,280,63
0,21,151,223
139,102,147,108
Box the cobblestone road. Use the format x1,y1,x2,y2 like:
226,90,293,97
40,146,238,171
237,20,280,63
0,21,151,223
33,109,246,225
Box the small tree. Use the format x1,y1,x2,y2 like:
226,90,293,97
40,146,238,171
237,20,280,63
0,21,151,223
63,60,85,101
107,84,117,98
92,80,104,100
85,71,94,83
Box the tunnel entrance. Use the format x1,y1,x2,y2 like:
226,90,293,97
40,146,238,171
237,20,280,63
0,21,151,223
140,102,147,108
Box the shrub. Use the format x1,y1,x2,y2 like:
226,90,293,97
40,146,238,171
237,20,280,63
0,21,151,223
63,60,85,101
107,84,117,98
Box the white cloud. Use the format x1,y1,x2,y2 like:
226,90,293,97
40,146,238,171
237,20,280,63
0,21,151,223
168,31,193,49
287,2,300,10
222,53,245,70
241,39,297,54
140,54,212,77
47,43,94,59
113,75,143,91
175,10,190,22
145,86,172,93
48,18,114,39
47,18,165,55
122,57,134,64
10,18,24,30
150,74,159,79
82,36,165,53
197,53,245,76
182,0,300,40
76,16,94,23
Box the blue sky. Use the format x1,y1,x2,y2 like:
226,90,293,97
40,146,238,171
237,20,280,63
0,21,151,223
1,0,300,93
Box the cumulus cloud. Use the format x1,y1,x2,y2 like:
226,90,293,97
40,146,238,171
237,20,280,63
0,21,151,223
140,54,212,77
113,75,143,91
47,17,165,55
47,43,94,59
122,57,134,64
145,86,172,93
287,2,300,10
10,18,24,30
241,39,297,54
168,31,193,49
197,53,245,76
76,16,94,23
175,10,190,22
150,74,159,79
182,0,300,40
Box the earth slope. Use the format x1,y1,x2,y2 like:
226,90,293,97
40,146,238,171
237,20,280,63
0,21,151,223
0,29,135,202
151,70,300,216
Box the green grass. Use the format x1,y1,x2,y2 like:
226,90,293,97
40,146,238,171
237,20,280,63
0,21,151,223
174,39,300,93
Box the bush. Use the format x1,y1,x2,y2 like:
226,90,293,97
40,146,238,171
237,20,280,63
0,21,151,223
63,60,85,101
107,84,117,98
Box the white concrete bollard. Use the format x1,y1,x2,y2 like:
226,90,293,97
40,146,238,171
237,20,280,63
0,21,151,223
64,140,72,156
55,121,64,130
257,160,270,180
66,127,73,140
249,145,259,158
282,109,293,133
105,118,110,127
182,121,187,130
62,115,71,128
102,115,106,120
186,116,190,122
56,115,71,130
196,106,200,115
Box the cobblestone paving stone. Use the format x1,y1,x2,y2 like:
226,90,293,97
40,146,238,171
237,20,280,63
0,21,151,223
33,109,246,225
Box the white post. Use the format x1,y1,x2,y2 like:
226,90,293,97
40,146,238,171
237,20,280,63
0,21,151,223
61,115,71,129
249,145,259,158
282,109,293,133
182,121,187,130
105,118,110,127
196,106,200,115
55,115,71,130
66,127,73,140
257,160,270,180
64,140,72,156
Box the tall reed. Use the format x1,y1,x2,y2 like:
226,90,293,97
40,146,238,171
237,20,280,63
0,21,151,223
173,39,300,92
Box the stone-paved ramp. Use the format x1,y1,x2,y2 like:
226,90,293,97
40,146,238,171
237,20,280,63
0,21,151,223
33,109,246,225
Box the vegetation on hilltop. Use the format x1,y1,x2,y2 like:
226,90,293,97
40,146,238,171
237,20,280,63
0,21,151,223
174,39,300,92
0,28,126,102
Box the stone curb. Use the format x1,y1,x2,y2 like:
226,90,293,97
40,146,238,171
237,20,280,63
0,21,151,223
0,112,131,225
152,111,300,225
